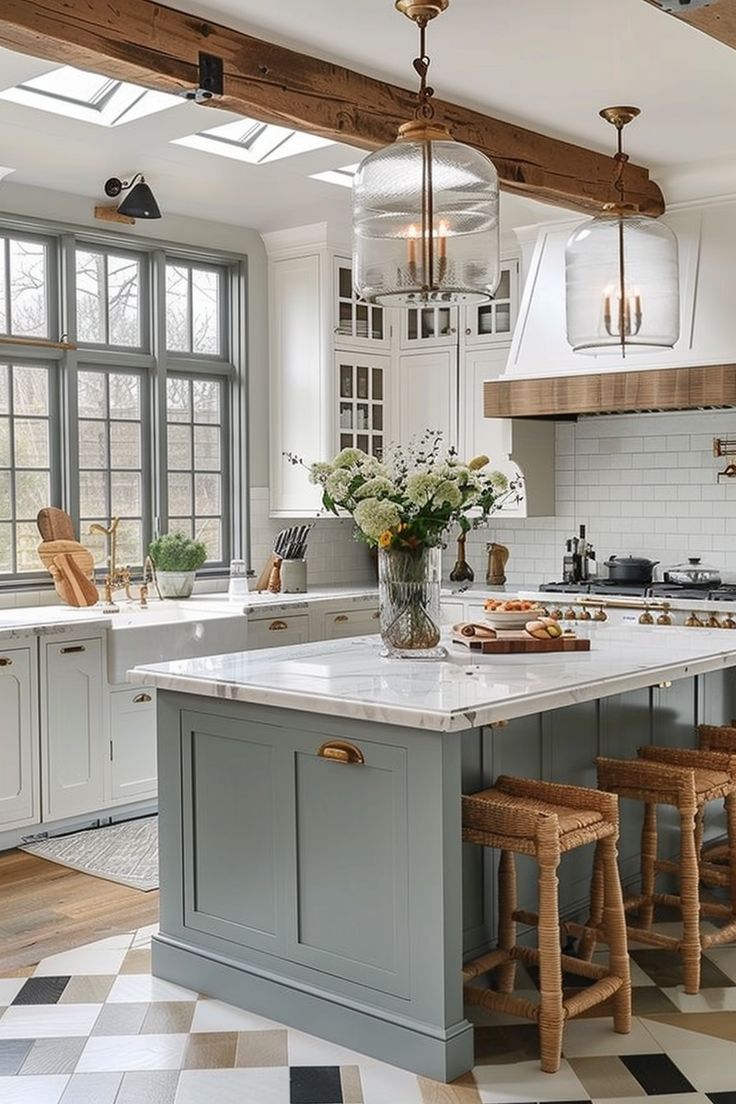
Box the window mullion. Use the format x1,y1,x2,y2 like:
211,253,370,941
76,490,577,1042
151,249,168,538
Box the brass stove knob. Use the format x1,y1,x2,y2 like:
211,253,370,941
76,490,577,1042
685,612,704,627
708,614,723,629
723,615,736,630
548,608,562,620
563,607,577,621
656,612,672,626
593,608,608,622
639,610,654,625
578,608,592,621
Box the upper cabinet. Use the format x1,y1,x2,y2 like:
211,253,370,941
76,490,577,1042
265,224,552,518
334,257,389,351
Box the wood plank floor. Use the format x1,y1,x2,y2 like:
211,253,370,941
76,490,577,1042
0,849,159,973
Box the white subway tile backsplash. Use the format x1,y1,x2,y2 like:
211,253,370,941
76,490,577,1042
461,409,736,587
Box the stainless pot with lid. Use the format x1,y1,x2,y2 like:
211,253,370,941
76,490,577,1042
604,555,659,583
664,557,722,588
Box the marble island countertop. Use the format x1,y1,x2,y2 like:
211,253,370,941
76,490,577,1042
129,624,736,733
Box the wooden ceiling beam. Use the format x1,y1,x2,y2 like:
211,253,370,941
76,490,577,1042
643,1,736,53
0,0,665,215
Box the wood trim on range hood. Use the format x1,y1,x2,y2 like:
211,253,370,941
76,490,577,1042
485,365,736,419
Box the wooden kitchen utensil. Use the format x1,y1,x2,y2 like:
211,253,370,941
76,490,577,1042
36,506,76,542
449,533,474,584
47,553,99,607
37,539,95,578
254,553,278,592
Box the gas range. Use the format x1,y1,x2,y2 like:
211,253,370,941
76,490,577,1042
540,582,736,602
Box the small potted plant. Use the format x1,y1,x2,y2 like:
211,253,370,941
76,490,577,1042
148,531,207,599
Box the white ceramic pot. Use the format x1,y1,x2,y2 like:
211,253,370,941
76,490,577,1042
156,570,196,599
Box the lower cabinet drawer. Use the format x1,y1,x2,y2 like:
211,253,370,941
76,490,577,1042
248,614,309,650
319,606,380,640
109,687,157,803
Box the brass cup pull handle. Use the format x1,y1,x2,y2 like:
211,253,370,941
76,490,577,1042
60,645,86,654
334,614,349,623
268,620,288,631
133,692,152,704
317,740,365,765
0,656,12,666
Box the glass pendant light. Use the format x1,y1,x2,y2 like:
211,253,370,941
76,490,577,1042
565,107,679,355
353,0,500,306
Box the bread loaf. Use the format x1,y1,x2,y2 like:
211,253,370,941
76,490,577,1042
524,616,563,640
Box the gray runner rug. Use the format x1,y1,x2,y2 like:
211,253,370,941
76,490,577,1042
21,816,159,891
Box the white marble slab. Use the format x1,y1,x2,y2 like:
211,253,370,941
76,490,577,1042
129,624,736,733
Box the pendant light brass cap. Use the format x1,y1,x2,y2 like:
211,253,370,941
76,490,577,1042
395,0,449,22
397,119,453,142
599,106,641,129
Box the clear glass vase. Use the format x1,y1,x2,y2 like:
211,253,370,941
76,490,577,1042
378,545,445,659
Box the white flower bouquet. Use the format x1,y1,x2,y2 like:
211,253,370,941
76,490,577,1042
291,430,519,551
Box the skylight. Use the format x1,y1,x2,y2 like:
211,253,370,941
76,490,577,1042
0,65,180,126
310,164,360,188
172,118,334,164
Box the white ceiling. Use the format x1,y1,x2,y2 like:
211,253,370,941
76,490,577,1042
0,0,735,234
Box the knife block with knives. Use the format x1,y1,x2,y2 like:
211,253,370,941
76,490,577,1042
254,526,311,593
36,507,99,607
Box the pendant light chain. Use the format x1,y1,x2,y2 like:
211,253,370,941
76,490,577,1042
614,121,628,357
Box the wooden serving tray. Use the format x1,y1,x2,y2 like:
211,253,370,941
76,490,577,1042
453,632,590,654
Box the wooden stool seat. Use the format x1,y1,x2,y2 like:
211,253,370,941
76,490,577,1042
699,725,736,871
589,746,736,995
462,775,631,1075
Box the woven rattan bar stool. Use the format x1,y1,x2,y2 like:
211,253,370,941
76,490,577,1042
462,776,631,1075
698,724,736,873
591,746,736,994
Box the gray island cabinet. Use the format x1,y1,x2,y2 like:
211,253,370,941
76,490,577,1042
130,628,736,1082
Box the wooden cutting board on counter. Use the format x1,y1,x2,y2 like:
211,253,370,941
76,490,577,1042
453,633,590,654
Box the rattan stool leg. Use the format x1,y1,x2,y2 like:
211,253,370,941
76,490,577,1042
679,804,702,995
537,852,564,1074
726,792,736,913
600,835,632,1034
640,803,657,929
578,843,604,962
497,849,518,994
694,808,704,872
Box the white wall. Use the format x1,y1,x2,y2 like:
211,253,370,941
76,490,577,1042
461,408,736,588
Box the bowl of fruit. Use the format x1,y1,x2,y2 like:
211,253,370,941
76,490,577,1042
483,597,541,629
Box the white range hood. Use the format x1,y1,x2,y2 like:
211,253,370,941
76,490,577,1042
504,198,736,388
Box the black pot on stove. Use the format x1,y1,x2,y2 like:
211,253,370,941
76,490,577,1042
604,555,659,584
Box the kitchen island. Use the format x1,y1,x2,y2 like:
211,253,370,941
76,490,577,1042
130,627,736,1082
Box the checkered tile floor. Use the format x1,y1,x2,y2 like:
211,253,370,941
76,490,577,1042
2,924,736,1102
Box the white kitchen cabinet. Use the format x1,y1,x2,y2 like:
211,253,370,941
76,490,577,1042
0,647,39,830
463,260,519,346
42,637,106,821
335,350,394,461
248,614,310,650
399,348,458,449
318,605,380,640
399,304,459,350
334,256,390,350
109,686,157,805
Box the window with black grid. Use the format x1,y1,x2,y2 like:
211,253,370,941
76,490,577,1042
166,375,225,564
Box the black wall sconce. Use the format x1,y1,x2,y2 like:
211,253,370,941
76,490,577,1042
96,173,162,224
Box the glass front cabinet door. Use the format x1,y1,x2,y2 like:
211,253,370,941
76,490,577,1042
334,257,388,349
336,352,393,460
463,259,519,346
398,303,459,350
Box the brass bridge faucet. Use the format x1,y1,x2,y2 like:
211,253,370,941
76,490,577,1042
88,520,157,610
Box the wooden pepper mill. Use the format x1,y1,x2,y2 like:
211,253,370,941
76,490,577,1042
449,533,474,584
486,542,509,586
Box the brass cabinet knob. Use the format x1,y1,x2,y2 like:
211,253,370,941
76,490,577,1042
0,656,12,666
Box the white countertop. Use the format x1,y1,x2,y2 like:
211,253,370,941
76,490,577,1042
129,624,736,733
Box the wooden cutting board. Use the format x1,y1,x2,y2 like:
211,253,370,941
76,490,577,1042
453,632,590,654
47,553,99,607
37,507,76,542
37,539,95,579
